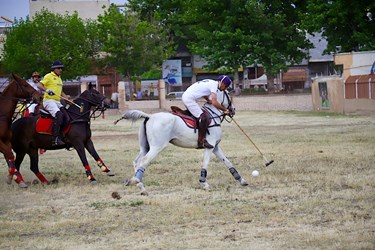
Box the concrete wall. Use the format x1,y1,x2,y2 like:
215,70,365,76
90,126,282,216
312,76,375,114
344,99,375,114
312,76,344,113
30,0,109,20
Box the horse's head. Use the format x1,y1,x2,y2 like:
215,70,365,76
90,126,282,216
79,83,111,111
11,73,43,103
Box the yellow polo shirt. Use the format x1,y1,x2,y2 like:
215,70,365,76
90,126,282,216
40,71,63,102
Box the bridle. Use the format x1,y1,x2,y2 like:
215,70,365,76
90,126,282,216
69,90,107,121
0,78,38,103
203,90,234,127
0,78,40,121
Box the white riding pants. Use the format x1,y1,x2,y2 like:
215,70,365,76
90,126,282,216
182,95,202,118
43,99,63,117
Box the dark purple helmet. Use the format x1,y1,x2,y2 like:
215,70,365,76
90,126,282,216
218,75,232,87
51,60,64,69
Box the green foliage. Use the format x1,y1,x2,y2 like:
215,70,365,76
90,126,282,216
2,9,99,79
178,0,312,89
96,4,175,79
128,0,312,78
141,67,161,80
303,0,375,53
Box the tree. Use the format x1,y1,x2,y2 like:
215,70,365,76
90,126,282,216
182,0,312,90
303,0,375,53
2,9,99,80
96,4,174,81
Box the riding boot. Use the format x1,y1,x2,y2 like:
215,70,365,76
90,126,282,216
52,111,64,146
197,113,213,149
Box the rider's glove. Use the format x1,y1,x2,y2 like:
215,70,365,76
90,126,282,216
228,107,235,117
46,89,55,96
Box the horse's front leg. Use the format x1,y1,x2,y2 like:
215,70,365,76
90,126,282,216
85,138,114,176
199,148,214,190
213,145,248,186
0,140,27,188
73,142,97,184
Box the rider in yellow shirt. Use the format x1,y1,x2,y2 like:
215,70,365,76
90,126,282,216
37,60,70,146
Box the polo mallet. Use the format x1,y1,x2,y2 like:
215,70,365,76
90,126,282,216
56,94,83,112
231,117,274,167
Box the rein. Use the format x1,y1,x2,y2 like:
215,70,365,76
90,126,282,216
68,95,106,124
203,90,234,127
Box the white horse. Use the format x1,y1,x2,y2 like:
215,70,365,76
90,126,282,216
115,90,248,195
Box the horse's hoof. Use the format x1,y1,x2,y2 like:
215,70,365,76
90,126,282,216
240,178,249,186
106,171,115,177
90,180,98,185
137,182,148,196
200,181,210,190
124,177,140,186
6,175,13,185
18,182,28,188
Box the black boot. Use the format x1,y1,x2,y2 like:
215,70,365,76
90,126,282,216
52,111,64,146
197,113,213,149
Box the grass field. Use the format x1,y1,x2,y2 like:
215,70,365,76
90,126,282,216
1,111,374,249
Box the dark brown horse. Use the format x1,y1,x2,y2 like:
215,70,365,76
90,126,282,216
11,84,114,187
0,73,42,187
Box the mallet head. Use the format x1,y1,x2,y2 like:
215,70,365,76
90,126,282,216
265,160,274,167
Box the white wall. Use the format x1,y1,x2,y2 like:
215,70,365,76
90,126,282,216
30,0,110,20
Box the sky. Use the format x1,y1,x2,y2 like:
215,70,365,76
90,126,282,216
0,0,126,22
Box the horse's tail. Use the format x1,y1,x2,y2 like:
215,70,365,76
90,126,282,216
114,110,150,152
114,110,150,125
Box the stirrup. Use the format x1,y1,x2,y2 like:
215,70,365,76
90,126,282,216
52,137,64,146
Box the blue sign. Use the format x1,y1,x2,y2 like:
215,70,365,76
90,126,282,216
371,61,375,74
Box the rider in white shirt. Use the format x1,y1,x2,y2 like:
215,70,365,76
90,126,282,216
182,75,232,149
27,71,44,116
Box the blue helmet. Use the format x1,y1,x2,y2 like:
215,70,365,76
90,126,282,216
218,75,232,87
51,60,64,69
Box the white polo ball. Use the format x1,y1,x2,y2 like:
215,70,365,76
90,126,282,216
252,170,259,177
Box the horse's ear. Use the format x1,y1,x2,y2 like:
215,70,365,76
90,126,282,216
88,82,93,89
11,73,18,81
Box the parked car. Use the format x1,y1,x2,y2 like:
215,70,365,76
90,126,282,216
166,91,184,100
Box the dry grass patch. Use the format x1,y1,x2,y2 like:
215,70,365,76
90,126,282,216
0,111,374,249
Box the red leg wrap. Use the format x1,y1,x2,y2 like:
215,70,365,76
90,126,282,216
36,172,49,183
13,172,25,184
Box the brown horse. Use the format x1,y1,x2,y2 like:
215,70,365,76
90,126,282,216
11,84,114,187
0,73,42,187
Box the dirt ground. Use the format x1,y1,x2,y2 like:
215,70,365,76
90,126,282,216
0,111,374,249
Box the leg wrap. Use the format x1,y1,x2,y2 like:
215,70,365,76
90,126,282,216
97,159,109,172
36,172,49,183
199,169,207,183
135,167,145,182
229,167,241,181
7,158,17,175
84,165,95,181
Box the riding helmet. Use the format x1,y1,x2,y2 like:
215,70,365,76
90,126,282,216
32,71,40,77
218,75,232,87
51,60,64,69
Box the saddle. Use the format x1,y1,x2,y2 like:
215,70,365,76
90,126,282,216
170,106,211,129
35,110,71,135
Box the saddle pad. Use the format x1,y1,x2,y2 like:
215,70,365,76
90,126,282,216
173,113,196,129
172,110,211,129
36,117,70,135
